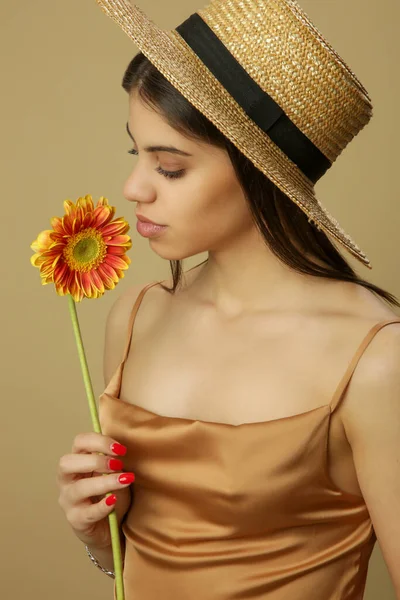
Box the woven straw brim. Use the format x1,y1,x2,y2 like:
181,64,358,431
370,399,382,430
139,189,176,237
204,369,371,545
95,0,372,269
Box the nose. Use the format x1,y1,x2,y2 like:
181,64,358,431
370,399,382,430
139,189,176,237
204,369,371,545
122,170,156,206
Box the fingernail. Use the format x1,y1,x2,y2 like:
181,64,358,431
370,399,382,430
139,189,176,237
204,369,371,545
105,494,117,506
109,458,123,471
118,472,135,485
111,442,127,456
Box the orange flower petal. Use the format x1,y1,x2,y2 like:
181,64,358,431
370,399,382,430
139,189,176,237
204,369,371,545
39,243,65,259
92,205,114,229
61,214,74,236
80,272,93,296
48,231,67,243
105,245,127,256
104,279,116,291
30,253,48,267
63,199,76,216
68,271,83,302
54,261,69,284
50,217,65,235
54,281,67,296
90,269,105,294
96,264,116,288
105,254,130,271
100,219,129,237
77,195,94,213
98,262,119,283
70,216,78,235
31,230,55,252
40,262,56,276
106,235,132,247
81,211,93,230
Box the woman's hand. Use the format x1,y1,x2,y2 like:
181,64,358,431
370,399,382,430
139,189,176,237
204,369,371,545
57,432,134,550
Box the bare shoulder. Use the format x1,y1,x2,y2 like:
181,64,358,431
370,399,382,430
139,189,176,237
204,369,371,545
103,279,167,386
343,278,400,361
343,284,400,354
335,284,400,434
343,306,400,406
104,264,196,357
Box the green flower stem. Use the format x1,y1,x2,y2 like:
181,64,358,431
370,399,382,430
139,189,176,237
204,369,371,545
68,294,125,600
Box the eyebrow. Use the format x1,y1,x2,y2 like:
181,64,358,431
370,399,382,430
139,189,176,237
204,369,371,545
126,122,193,157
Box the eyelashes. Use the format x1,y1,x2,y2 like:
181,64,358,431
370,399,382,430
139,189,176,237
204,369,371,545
127,148,185,180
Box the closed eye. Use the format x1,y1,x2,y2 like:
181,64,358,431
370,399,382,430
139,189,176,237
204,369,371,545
127,148,186,180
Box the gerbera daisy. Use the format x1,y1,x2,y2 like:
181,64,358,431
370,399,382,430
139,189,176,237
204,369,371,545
30,195,132,301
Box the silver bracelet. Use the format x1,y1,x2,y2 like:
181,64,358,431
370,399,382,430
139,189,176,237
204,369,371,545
85,544,115,579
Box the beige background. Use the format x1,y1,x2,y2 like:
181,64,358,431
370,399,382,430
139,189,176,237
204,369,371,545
1,0,398,597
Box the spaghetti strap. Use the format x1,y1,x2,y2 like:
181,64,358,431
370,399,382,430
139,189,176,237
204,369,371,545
330,318,400,413
121,280,162,364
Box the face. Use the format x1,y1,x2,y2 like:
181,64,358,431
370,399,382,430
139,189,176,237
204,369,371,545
123,89,255,260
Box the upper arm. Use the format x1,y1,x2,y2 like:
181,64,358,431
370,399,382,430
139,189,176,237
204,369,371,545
102,282,156,528
342,323,400,593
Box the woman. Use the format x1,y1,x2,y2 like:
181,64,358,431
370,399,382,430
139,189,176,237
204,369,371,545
57,0,400,598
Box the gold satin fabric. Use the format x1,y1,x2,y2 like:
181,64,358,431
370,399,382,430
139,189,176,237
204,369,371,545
98,281,400,599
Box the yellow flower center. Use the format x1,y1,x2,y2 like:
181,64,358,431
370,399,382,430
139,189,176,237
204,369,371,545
63,228,107,272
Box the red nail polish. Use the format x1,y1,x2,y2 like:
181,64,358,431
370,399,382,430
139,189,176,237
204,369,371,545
111,442,127,456
109,458,123,471
118,472,135,485
105,494,117,506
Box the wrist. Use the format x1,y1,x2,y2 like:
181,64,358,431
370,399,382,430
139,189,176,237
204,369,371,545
85,544,115,579
85,539,112,552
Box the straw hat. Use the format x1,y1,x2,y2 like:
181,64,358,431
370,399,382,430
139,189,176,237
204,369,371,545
95,0,373,269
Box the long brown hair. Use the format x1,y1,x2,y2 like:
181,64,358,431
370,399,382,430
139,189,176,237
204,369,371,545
122,52,400,308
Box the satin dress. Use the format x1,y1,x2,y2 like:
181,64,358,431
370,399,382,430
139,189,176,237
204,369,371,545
98,279,400,599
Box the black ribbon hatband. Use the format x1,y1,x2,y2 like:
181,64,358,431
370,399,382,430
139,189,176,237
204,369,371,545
176,13,332,183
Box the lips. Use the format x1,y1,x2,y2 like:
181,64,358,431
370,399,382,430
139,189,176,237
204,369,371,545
136,214,165,226
136,219,167,238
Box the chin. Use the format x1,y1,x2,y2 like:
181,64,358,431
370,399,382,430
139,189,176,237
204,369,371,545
149,239,202,262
